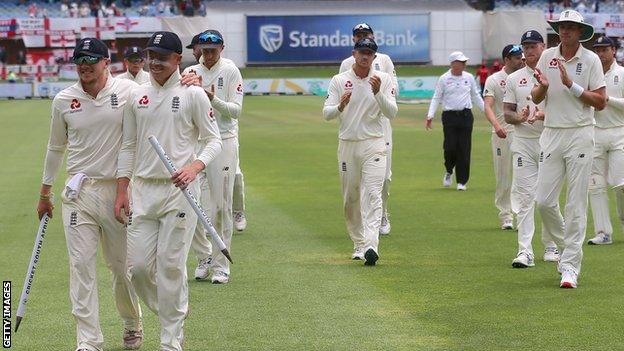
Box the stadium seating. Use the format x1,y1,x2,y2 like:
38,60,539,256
493,0,622,13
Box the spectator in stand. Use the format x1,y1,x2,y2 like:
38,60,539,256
70,2,79,17
490,59,502,74
193,0,206,16
79,2,90,17
183,0,194,16
476,61,489,96
60,0,70,17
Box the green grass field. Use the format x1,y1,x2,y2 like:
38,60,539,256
1,96,624,351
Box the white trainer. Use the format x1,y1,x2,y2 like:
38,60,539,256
512,252,534,268
587,232,612,245
211,271,229,284
351,246,365,260
194,256,212,280
234,211,247,232
443,172,452,188
501,219,514,230
560,268,578,289
457,183,467,191
379,214,391,235
543,247,560,262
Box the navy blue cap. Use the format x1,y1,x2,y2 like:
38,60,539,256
197,30,224,48
124,46,142,58
145,31,182,55
593,36,616,47
521,30,544,44
186,33,201,49
502,44,522,60
354,38,378,52
72,38,109,59
352,23,373,36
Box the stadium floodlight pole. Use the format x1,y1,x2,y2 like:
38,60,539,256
15,213,50,332
147,135,233,264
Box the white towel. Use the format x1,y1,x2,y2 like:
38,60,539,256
65,173,88,200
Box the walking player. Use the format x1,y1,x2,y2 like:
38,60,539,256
587,36,624,245
115,31,222,349
182,30,244,283
37,38,143,351
503,30,559,268
116,46,150,85
339,22,398,235
426,51,484,190
323,38,398,265
532,10,606,288
483,44,524,230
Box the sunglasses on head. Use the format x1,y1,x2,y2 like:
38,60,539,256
198,32,223,45
353,23,371,31
508,45,523,55
72,55,102,65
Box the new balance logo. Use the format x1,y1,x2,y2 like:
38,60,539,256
176,212,186,218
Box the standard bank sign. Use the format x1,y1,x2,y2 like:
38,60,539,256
247,14,430,64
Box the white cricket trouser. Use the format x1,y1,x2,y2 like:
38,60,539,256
127,178,199,351
381,117,392,216
233,158,245,213
207,137,238,276
191,172,212,261
491,132,513,223
61,178,141,351
589,126,624,236
511,136,557,256
338,137,386,252
536,126,594,274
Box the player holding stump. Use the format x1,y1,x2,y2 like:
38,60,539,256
38,38,143,351
587,36,624,245
339,22,397,235
532,10,606,288
323,38,398,265
115,31,222,350
116,46,150,85
503,30,559,268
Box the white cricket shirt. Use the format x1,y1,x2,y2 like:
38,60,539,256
117,70,222,180
323,68,397,141
182,57,244,139
535,44,605,128
596,60,624,128
116,69,150,85
503,66,544,138
484,68,513,133
43,74,138,185
427,70,484,118
339,53,398,91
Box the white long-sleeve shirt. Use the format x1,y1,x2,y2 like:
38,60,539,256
117,70,222,180
427,70,484,119
116,69,150,85
182,57,244,139
42,74,138,185
323,68,397,141
596,60,624,129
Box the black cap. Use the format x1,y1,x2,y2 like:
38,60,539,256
593,36,616,47
354,38,378,52
502,44,522,60
72,38,109,59
520,30,544,44
145,31,182,55
196,30,224,48
124,46,142,58
186,33,201,49
352,22,373,36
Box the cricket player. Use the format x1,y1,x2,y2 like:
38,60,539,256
116,46,150,85
186,32,202,63
587,36,624,245
426,52,484,190
483,44,524,230
503,30,559,268
339,22,397,236
323,38,398,265
115,31,222,350
532,10,606,288
182,30,243,283
37,38,143,351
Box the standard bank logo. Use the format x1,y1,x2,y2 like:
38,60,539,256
260,25,283,53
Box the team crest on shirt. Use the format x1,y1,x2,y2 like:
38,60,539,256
549,58,559,68
345,80,353,89
374,63,380,71
576,63,582,75
110,93,119,109
171,96,180,112
69,98,82,113
218,77,224,88
138,95,149,108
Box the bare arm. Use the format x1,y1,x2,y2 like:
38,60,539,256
579,87,607,111
503,102,528,125
483,95,506,138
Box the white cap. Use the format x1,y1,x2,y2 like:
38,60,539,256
449,51,469,62
547,10,594,43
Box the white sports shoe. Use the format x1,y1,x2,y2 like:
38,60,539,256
501,219,514,230
457,183,467,191
587,232,612,245
379,214,391,235
443,172,452,188
211,271,229,284
352,246,365,260
512,252,534,268
194,256,212,280
560,268,578,289
234,211,247,232
543,247,560,262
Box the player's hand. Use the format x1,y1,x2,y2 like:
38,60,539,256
533,68,549,89
557,59,572,88
338,91,351,112
425,117,433,130
532,106,545,122
180,71,202,87
520,105,530,122
494,125,507,139
369,75,382,95
172,160,204,189
205,85,215,101
114,191,131,225
37,199,53,220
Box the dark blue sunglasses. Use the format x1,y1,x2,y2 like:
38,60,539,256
198,32,223,45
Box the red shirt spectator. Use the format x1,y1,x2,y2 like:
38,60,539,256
476,62,489,94
490,59,502,74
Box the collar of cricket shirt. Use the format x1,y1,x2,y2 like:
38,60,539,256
150,69,181,89
77,71,114,101
556,43,583,62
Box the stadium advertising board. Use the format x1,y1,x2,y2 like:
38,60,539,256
247,14,430,64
